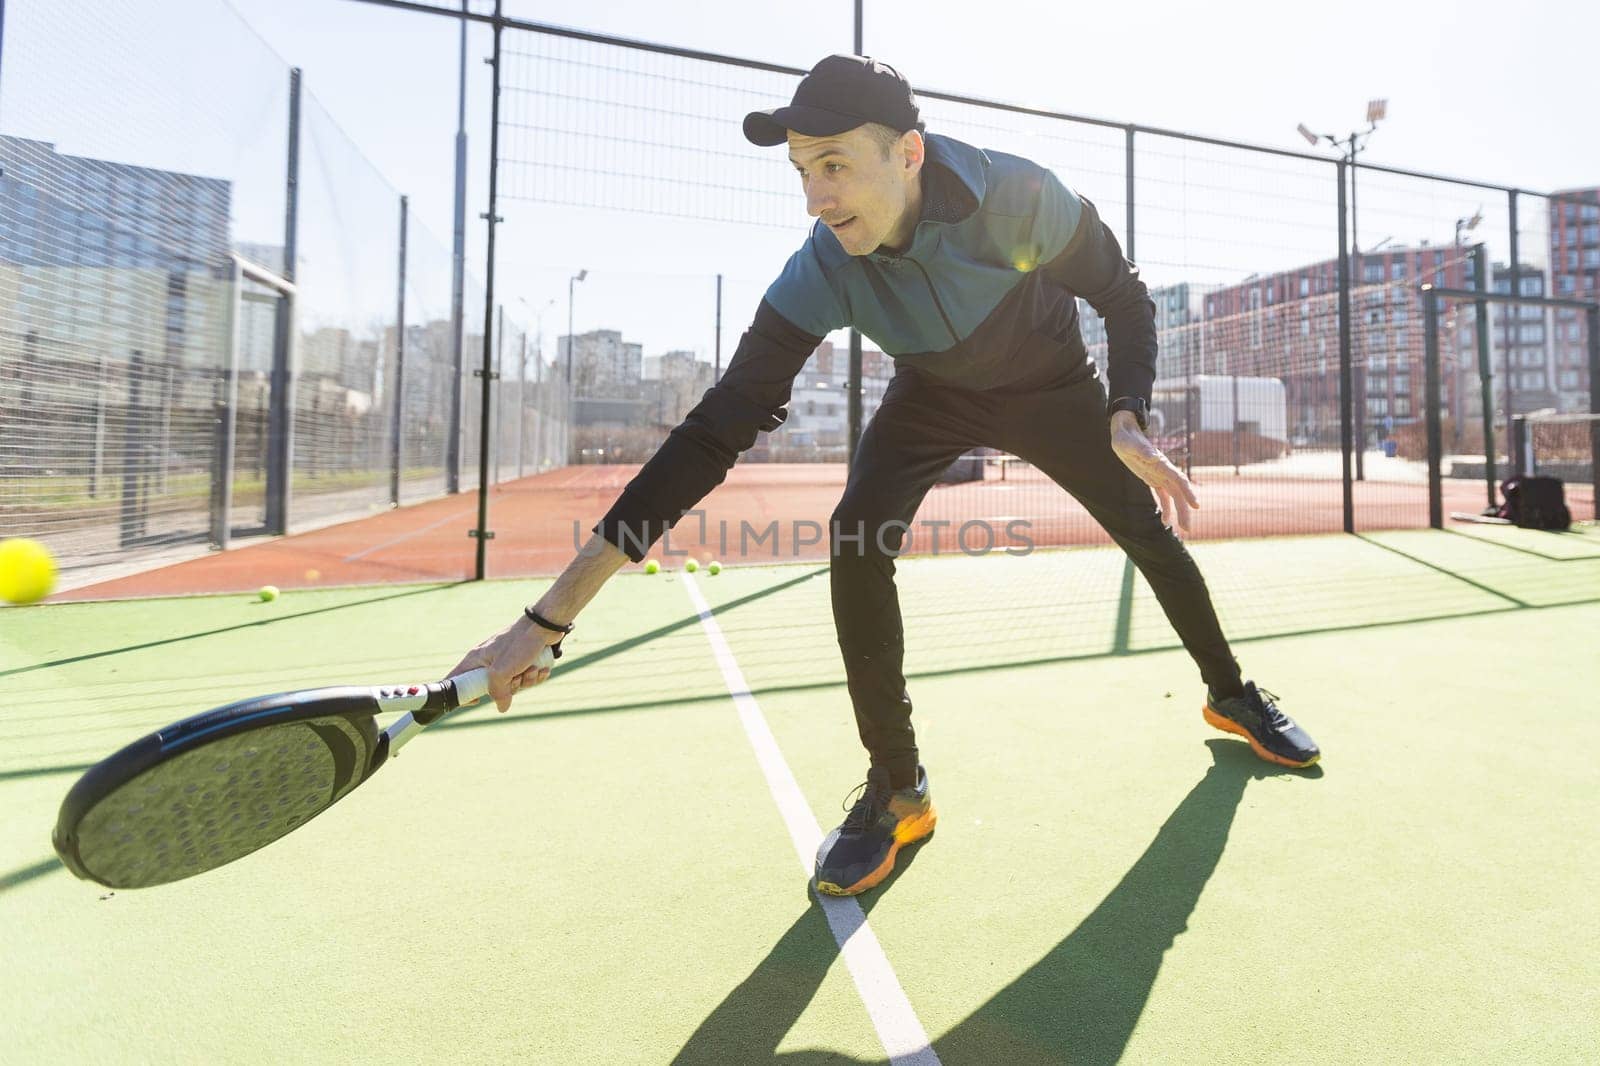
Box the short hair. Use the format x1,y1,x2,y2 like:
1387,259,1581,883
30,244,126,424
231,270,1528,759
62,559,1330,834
861,122,908,159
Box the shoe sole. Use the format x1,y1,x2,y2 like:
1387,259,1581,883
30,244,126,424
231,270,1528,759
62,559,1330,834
1203,705,1320,768
815,807,938,897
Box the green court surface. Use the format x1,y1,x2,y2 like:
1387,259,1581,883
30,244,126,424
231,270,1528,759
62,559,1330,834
3,527,1598,1064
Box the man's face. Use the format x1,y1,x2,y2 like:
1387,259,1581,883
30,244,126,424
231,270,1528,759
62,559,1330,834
788,126,923,256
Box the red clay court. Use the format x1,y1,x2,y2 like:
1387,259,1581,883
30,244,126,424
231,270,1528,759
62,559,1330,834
58,457,1541,601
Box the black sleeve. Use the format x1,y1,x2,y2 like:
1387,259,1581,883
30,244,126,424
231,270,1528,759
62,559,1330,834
592,299,820,561
1038,195,1158,406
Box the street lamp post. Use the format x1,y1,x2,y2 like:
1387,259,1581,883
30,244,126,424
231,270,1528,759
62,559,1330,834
566,269,587,387
1299,99,1387,481
566,270,587,464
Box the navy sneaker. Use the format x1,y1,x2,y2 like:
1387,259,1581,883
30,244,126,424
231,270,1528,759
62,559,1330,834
814,766,937,896
1204,682,1321,768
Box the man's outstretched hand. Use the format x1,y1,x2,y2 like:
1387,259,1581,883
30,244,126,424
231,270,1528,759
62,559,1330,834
448,536,629,713
1109,410,1200,533
448,615,560,713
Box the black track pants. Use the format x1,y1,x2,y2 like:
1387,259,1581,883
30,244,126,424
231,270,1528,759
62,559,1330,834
829,368,1242,784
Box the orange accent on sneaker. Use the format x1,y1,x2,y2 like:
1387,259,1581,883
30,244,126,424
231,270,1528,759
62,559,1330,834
815,806,938,897
1203,704,1321,768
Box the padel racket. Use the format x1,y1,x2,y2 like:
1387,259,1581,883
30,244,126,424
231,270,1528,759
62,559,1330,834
53,651,551,889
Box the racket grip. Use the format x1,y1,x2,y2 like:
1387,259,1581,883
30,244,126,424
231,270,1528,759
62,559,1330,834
449,668,492,708
440,648,554,715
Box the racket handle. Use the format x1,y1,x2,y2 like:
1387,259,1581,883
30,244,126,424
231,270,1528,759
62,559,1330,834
449,667,492,708
444,647,554,710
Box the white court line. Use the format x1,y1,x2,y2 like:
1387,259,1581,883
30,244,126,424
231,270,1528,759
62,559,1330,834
342,507,475,563
681,573,940,1066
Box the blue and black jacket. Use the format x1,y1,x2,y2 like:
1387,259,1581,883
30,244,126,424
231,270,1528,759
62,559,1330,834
596,133,1156,559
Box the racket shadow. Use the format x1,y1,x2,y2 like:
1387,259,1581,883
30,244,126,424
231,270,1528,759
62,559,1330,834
0,856,63,894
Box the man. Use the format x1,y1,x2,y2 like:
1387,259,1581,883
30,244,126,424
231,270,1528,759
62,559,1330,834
451,55,1320,898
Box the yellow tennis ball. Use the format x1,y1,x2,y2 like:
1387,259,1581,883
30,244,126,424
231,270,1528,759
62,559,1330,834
304,568,321,581
707,561,721,575
257,585,279,602
0,537,57,605
644,559,660,574
684,559,698,573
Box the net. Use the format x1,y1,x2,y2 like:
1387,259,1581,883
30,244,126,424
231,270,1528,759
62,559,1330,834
1524,411,1599,520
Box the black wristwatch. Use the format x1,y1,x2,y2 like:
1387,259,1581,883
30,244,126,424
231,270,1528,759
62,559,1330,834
1107,396,1149,432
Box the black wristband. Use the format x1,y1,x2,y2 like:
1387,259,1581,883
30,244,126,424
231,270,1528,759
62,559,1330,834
523,606,573,633
1107,395,1149,432
523,606,572,658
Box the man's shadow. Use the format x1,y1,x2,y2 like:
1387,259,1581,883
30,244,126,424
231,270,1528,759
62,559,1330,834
675,740,1321,1065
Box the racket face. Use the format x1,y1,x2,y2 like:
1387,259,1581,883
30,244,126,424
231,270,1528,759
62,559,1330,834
55,691,383,888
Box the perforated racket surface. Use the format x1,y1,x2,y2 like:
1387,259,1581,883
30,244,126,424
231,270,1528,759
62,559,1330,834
53,666,501,888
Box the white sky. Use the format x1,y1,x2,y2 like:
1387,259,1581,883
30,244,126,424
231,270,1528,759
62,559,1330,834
6,0,1596,364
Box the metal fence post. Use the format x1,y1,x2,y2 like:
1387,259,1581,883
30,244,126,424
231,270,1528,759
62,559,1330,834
1506,190,1520,433
1423,287,1443,528
210,258,244,550
391,194,408,507
120,351,146,547
494,303,504,486
448,0,469,495
472,0,505,580
847,0,864,465
517,332,528,478
1589,305,1600,521
91,352,108,498
1125,125,1136,263
1472,242,1495,505
266,66,301,536
1336,160,1354,533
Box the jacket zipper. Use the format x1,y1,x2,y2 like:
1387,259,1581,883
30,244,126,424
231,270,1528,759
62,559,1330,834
906,256,960,347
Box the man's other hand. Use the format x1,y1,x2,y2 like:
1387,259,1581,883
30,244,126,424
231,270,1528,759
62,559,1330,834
1109,410,1200,533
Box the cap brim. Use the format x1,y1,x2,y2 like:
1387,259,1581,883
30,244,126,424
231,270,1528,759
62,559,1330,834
742,105,864,147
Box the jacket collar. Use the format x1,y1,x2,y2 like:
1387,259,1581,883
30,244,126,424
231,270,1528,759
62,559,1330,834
921,133,986,222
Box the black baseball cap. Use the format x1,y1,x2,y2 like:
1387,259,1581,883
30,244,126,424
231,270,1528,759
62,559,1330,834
743,54,924,147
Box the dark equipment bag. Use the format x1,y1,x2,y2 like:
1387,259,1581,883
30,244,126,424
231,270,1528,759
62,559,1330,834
1498,475,1571,530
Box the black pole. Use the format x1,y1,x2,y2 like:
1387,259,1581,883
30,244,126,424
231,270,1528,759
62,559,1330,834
1336,160,1354,533
447,0,469,494
1124,125,1135,263
1349,137,1360,257
847,0,864,464
210,372,231,548
266,67,301,536
1589,306,1600,521
1350,139,1365,483
1505,190,1520,436
517,332,527,477
391,195,408,507
472,1,504,580
1231,366,1240,476
1473,243,1495,507
121,351,146,547
1423,288,1443,528
714,273,723,381
494,303,504,486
